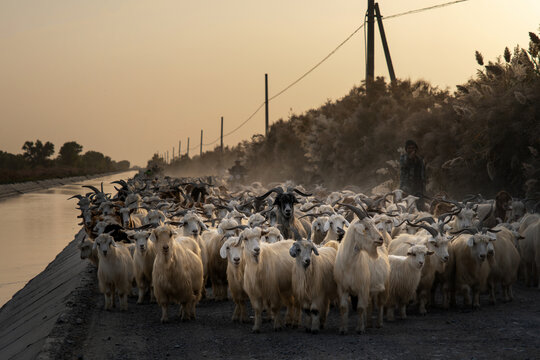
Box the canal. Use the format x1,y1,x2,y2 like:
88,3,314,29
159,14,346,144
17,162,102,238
0,171,137,306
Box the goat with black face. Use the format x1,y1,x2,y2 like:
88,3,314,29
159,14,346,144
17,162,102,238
255,187,312,239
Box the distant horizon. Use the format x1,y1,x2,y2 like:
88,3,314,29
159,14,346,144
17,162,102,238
1,0,539,167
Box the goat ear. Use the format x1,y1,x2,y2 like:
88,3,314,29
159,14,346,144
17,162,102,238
279,234,284,241
217,227,224,235
323,221,330,232
149,230,157,243
311,245,319,256
407,250,414,256
111,239,117,247
426,250,434,255
344,220,350,228
466,236,475,247
289,243,300,258
219,241,230,259
486,231,497,241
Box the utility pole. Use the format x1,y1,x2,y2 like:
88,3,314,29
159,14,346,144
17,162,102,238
265,73,269,136
220,116,224,153
375,3,396,82
172,147,175,162
166,150,169,164
179,141,181,157
200,130,203,157
187,137,190,158
366,0,375,92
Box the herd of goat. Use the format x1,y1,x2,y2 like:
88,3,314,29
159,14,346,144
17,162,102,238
71,174,540,334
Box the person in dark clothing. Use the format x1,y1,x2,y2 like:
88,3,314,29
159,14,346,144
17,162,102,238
229,160,247,182
399,140,426,197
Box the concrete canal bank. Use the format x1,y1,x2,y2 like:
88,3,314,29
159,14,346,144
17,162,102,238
0,172,126,200
0,230,92,360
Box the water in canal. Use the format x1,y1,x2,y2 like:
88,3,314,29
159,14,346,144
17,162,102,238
0,171,138,307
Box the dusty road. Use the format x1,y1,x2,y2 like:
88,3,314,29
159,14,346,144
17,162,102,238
49,263,540,360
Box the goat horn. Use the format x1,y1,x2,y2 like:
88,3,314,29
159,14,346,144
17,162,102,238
300,204,319,213
224,225,250,231
291,227,303,241
413,216,436,225
299,213,323,219
405,220,439,238
67,194,84,200
82,185,101,194
337,203,368,220
451,227,478,235
255,187,284,201
437,208,461,225
292,188,312,197
133,223,156,230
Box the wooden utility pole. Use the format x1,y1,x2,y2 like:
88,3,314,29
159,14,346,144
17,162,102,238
187,137,190,158
374,3,396,82
179,141,181,157
220,116,224,153
172,147,175,161
366,0,375,91
200,130,203,157
265,73,269,136
166,151,169,164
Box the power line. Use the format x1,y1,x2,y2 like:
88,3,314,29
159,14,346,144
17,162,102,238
181,0,472,154
384,0,470,20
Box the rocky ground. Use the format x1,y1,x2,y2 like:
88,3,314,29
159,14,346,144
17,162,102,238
49,264,540,360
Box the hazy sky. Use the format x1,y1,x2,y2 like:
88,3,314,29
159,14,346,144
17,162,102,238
1,0,539,167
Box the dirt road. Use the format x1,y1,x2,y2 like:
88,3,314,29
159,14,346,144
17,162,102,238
50,264,540,360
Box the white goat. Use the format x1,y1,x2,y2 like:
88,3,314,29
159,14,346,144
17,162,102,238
333,207,384,335
204,218,238,300
386,244,432,321
321,214,349,245
289,239,338,333
151,225,204,323
126,229,156,304
389,230,450,315
446,231,496,309
93,233,134,311
260,226,284,243
220,236,249,323
241,227,297,332
487,226,521,302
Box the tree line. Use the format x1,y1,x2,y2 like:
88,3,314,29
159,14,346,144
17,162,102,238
0,140,130,184
155,30,540,199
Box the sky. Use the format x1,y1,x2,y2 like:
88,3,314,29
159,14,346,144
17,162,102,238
0,0,539,167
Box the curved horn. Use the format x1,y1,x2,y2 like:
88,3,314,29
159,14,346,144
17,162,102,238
450,227,478,235
224,225,250,231
291,188,312,197
82,185,101,194
405,220,439,238
299,213,324,219
412,216,436,225
300,204,319,213
255,187,284,201
438,207,462,225
291,227,303,241
67,194,84,200
337,203,368,220
132,223,156,230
